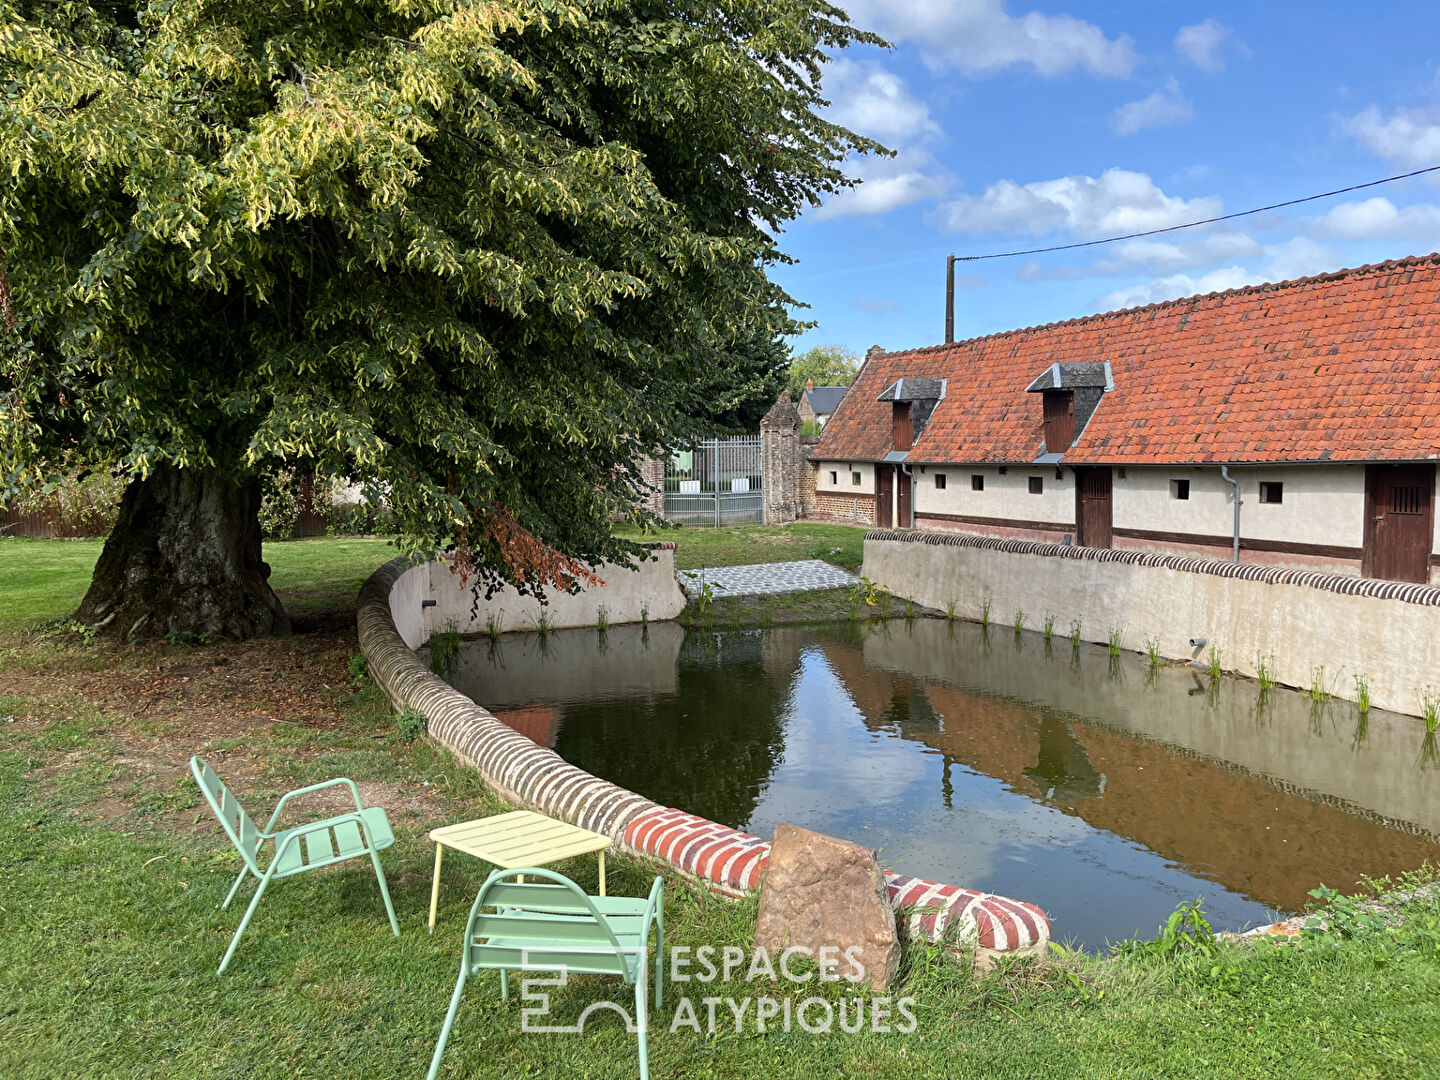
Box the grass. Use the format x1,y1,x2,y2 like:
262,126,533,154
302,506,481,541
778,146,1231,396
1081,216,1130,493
1256,654,1277,694
1144,636,1161,669
1422,686,1440,733
1107,627,1124,657
1206,645,1224,681
613,523,866,572
1353,673,1371,715
5,536,1440,1077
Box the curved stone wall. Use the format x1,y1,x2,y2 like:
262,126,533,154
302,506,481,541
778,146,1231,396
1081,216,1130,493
358,554,1051,953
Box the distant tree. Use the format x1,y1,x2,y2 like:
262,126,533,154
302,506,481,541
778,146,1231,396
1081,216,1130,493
0,0,886,639
692,328,791,433
784,345,861,400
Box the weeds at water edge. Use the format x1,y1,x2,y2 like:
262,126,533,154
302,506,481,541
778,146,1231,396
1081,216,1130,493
1043,615,1055,643
1353,673,1371,715
1421,687,1440,733
1107,628,1123,658
1144,637,1161,669
1206,645,1223,681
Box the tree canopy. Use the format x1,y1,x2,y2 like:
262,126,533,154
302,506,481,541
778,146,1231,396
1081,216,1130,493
0,0,885,632
783,343,860,400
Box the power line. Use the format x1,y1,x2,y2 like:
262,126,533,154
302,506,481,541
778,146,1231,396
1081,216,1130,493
952,163,1440,263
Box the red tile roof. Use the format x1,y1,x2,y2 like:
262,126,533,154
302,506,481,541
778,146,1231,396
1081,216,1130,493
813,254,1440,466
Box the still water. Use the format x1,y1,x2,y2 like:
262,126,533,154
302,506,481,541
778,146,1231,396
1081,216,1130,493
441,620,1440,949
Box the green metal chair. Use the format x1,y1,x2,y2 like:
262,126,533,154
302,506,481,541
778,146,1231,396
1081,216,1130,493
427,867,664,1080
189,755,400,973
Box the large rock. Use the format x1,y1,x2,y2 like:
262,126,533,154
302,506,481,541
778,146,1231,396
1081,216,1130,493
754,823,901,991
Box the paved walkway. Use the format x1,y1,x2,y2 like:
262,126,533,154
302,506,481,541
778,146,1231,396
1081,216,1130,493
679,560,859,598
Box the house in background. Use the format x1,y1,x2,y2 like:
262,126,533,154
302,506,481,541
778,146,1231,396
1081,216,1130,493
797,381,849,430
811,254,1440,585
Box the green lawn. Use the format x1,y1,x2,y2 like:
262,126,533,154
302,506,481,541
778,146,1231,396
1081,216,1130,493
615,523,866,572
0,536,400,630
3,534,1440,1078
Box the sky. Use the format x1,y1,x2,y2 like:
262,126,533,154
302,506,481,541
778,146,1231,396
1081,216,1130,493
775,1,1440,355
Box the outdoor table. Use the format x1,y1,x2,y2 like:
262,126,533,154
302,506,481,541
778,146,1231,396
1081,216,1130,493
427,810,613,932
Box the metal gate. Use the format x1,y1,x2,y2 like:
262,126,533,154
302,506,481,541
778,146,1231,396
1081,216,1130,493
663,438,763,525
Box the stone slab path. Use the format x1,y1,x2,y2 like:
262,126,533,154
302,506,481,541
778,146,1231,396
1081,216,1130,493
679,559,859,598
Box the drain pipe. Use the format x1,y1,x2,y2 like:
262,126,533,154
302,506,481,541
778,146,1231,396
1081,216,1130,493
1219,465,1241,563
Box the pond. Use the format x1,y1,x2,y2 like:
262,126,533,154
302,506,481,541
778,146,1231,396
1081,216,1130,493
438,619,1440,950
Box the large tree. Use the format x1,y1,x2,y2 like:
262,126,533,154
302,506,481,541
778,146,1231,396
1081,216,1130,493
783,343,859,400
0,0,884,639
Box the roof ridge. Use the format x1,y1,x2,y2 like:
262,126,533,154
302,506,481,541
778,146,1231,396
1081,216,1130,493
882,251,1440,361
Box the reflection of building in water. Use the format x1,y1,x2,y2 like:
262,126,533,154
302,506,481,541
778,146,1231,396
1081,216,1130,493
491,706,560,748
818,638,1440,913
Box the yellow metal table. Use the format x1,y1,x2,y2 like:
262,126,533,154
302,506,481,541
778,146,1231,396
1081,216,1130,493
427,810,613,932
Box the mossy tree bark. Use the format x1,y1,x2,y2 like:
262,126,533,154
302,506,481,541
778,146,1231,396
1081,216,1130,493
74,465,290,641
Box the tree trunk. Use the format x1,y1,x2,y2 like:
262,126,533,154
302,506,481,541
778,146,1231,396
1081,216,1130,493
75,464,291,641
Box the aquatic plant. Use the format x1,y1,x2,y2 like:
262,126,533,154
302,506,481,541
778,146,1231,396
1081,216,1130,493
694,574,720,616
1307,665,1335,703
1113,900,1217,960
1013,609,1025,637
1144,636,1161,669
429,619,461,675
485,612,502,642
1421,687,1440,733
946,599,958,622
1069,618,1083,648
595,604,609,633
640,601,650,628
1043,615,1055,642
534,609,554,638
1107,628,1123,658
905,599,916,621
1255,654,1276,693
980,598,992,628
1353,673,1371,715
1206,645,1223,681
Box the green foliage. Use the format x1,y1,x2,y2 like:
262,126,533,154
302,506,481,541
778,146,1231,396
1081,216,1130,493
257,469,307,540
1013,609,1025,636
782,344,861,400
980,598,992,627
850,576,888,608
1307,665,1335,703
1206,645,1223,680
395,707,427,743
595,604,609,633
1069,618,1083,647
1144,636,1161,669
1256,654,1276,693
1352,672,1370,714
1043,614,1055,641
0,0,885,595
164,629,209,647
347,652,369,686
1114,900,1218,961
1108,627,1124,657
692,326,791,432
946,599,957,622
1,468,124,537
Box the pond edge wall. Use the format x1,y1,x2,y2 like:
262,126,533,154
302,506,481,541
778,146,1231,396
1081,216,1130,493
862,529,1440,718
358,553,1051,953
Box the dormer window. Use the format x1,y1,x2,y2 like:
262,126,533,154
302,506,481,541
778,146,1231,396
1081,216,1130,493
1026,361,1113,456
877,377,946,455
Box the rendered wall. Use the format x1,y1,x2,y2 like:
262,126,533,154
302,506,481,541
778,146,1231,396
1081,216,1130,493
418,546,687,638
863,531,1440,719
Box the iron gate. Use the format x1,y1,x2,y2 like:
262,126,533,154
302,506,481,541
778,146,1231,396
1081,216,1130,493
663,437,763,525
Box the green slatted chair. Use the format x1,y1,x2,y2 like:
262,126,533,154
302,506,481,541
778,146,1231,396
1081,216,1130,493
190,756,400,973
427,867,664,1080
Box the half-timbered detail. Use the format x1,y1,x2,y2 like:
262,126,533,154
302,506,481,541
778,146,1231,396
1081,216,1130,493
811,256,1440,583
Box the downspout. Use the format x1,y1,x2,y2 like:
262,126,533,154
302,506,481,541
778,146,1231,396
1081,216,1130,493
1219,465,1241,563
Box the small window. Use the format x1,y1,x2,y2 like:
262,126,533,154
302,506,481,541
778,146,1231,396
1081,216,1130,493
829,471,838,485
852,471,862,486
1170,478,1190,501
1259,481,1283,505
934,473,947,490
1028,476,1044,495
971,474,985,491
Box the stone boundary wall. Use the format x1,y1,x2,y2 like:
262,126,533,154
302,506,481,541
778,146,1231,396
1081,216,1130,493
358,555,1050,953
863,529,1440,718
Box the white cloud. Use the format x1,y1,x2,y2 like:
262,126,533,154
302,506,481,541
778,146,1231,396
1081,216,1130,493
1020,231,1261,282
814,151,950,219
1261,237,1342,282
937,168,1222,238
1313,196,1440,240
854,296,902,314
1095,266,1257,311
1174,18,1235,73
841,0,1137,79
1112,78,1193,135
824,59,940,144
1340,105,1440,168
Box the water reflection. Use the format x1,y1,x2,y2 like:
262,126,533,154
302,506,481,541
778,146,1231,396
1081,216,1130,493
444,619,1440,948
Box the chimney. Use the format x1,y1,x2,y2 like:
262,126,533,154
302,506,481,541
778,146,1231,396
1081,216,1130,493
805,378,814,392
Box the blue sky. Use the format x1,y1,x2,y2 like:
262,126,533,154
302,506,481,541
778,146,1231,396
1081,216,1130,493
776,2,1440,355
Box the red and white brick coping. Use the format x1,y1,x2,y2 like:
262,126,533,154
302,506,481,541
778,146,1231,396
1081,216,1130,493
359,555,1051,953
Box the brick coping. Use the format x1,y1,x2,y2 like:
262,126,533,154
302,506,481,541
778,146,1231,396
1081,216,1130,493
866,528,1440,606
357,555,1050,952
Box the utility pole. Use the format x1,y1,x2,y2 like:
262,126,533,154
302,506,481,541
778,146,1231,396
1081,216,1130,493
945,254,956,344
